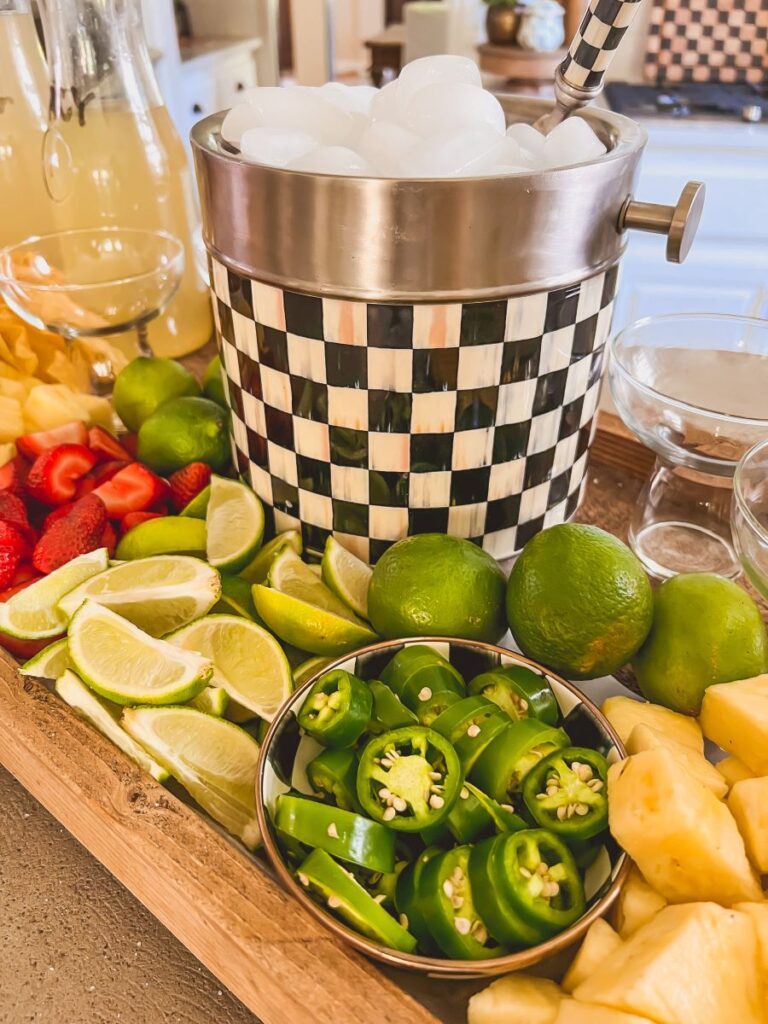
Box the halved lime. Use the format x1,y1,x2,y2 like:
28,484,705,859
21,637,71,679
212,573,261,622
190,686,230,717
253,585,378,657
168,614,292,721
239,530,302,584
68,602,212,705
121,706,261,848
206,475,264,574
55,670,169,782
58,555,221,637
293,655,334,688
180,485,210,519
0,548,108,639
321,536,372,620
115,517,207,561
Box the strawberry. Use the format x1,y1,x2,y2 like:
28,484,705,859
120,510,163,535
0,492,36,545
0,456,28,495
0,521,28,589
101,521,117,556
121,433,138,457
32,494,107,574
26,444,98,506
92,463,167,518
43,501,79,532
17,421,88,460
87,425,131,464
9,563,41,588
169,462,212,512
0,629,61,659
75,459,127,499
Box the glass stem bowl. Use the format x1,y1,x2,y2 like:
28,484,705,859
733,438,768,600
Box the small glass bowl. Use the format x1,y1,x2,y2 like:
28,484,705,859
733,438,768,600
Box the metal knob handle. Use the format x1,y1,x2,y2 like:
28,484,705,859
619,181,706,264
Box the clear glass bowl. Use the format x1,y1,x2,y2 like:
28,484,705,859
609,314,768,579
733,438,768,600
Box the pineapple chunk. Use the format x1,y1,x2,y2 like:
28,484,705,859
717,755,755,789
601,696,703,752
735,903,768,977
700,676,768,776
0,442,16,467
555,1001,655,1024
728,777,768,874
468,974,562,1024
22,383,89,431
626,724,727,798
608,749,762,904
612,864,668,939
573,902,765,1024
562,919,622,993
0,397,24,442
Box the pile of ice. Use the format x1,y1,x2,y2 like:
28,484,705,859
221,55,607,179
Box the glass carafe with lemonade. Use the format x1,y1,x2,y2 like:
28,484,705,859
35,0,212,358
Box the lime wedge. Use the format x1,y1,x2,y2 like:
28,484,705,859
68,602,212,705
239,530,302,584
181,485,210,519
212,573,261,622
190,686,230,717
293,655,334,688
269,548,364,623
253,585,378,657
206,475,264,573
121,706,261,848
21,637,71,679
0,548,109,639
224,700,259,724
115,517,207,561
168,614,292,721
321,536,372,620
58,555,221,637
55,670,169,782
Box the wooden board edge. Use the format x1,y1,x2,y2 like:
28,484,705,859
592,411,653,480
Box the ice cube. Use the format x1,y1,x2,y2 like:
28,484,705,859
370,79,401,123
404,82,506,137
240,126,317,168
404,125,504,177
288,146,372,176
396,55,482,117
357,121,419,177
541,117,607,169
506,122,546,160
320,82,378,116
242,86,357,147
221,103,261,147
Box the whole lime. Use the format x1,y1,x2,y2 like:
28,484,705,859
368,534,506,643
113,356,200,431
203,355,228,409
633,572,768,714
137,396,231,475
507,524,653,679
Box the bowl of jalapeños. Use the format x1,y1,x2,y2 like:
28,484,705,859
256,637,629,977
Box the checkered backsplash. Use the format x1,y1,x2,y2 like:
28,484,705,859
210,259,618,564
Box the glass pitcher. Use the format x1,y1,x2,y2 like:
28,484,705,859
37,0,212,359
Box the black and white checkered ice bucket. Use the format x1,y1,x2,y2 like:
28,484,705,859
192,96,696,562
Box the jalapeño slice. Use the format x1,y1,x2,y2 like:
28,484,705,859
400,664,465,712
416,690,462,727
464,782,527,833
275,793,395,873
469,719,570,802
356,726,462,832
432,696,509,771
368,680,418,733
468,837,548,947
496,829,585,936
298,669,373,747
394,846,443,950
306,747,360,812
468,664,559,726
522,746,609,841
380,645,464,701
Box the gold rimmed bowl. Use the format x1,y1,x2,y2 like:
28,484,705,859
255,636,628,978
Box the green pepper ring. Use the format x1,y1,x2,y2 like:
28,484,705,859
298,669,373,748
521,746,609,841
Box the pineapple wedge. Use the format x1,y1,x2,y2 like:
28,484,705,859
700,675,768,776
612,864,668,939
555,1001,654,1024
573,902,766,1024
562,918,622,993
601,696,703,752
608,749,762,904
717,755,755,789
625,724,727,798
467,974,562,1024
734,903,768,977
728,777,768,874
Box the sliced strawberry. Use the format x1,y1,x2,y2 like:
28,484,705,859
32,494,107,574
0,492,36,545
0,521,28,589
87,426,131,464
101,521,118,556
121,433,138,457
169,462,212,512
0,630,62,659
75,459,126,500
92,463,167,519
150,477,173,510
9,562,42,588
43,500,79,532
26,444,98,506
17,421,88,460
0,456,28,495
119,510,163,535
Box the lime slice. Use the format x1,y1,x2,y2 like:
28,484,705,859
58,555,221,637
206,475,265,573
269,548,365,624
224,700,259,724
190,686,230,717
239,530,302,584
321,536,372,620
212,573,261,622
68,602,212,705
21,637,71,679
168,614,292,721
293,655,334,688
115,517,207,561
0,548,108,639
55,670,169,781
253,585,378,657
181,485,210,519
121,706,261,848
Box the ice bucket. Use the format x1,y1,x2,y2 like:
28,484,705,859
192,97,703,562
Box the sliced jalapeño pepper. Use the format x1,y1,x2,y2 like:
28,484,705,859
298,670,373,747
306,747,360,812
417,846,508,959
368,680,418,733
275,793,395,873
432,696,509,772
498,829,585,936
468,664,559,726
469,719,569,803
394,846,443,950
356,726,462,832
367,858,410,908
400,663,465,712
464,782,527,833
468,837,547,947
443,785,495,844
380,645,464,702
417,689,461,727
522,746,609,841
297,848,417,953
